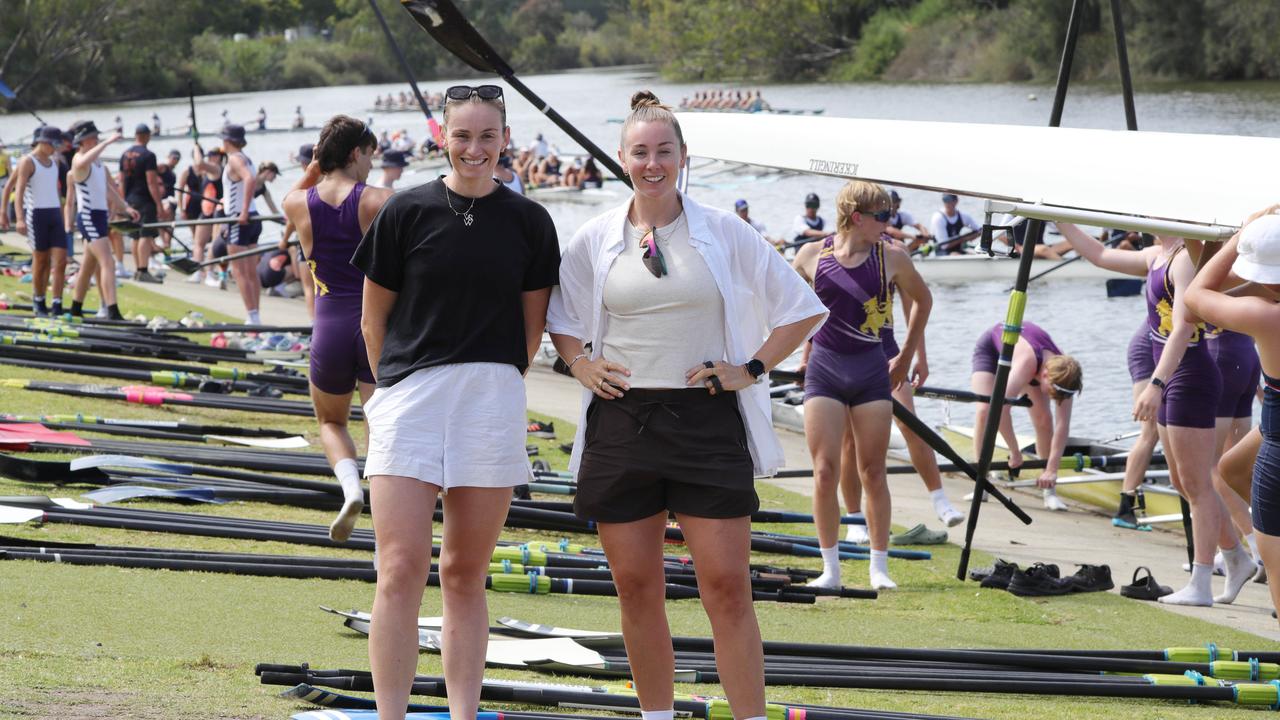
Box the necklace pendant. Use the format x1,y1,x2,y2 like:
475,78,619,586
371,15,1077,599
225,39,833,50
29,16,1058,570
463,212,474,226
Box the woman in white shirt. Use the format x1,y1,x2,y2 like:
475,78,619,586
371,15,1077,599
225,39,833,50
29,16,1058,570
548,91,826,720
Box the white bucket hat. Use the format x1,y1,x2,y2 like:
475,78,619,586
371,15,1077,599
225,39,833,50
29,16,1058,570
1233,214,1280,285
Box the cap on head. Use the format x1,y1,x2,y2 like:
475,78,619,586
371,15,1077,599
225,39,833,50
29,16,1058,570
220,124,247,146
168,148,181,159
36,126,63,146
72,121,100,146
298,143,315,165
734,199,749,211
135,123,152,135
1232,213,1280,285
804,192,820,209
380,150,408,168
942,193,959,204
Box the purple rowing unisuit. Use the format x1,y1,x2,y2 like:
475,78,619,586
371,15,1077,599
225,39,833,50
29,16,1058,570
805,238,892,407
1146,246,1220,428
306,182,375,395
970,321,1061,376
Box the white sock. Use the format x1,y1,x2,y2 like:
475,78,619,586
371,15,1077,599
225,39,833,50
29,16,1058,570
1245,533,1262,564
742,716,766,720
246,309,261,325
844,519,869,544
1159,562,1214,606
869,549,896,590
930,488,948,506
329,458,364,543
807,545,842,589
1216,544,1259,604
640,711,674,720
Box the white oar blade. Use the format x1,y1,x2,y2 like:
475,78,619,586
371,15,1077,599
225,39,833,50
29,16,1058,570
205,434,310,449
0,505,44,524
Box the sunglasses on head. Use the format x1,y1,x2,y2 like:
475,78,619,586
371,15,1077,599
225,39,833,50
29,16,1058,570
446,85,504,102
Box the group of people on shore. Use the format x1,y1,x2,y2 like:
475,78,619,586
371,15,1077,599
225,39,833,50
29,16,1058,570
372,91,447,112
0,120,282,323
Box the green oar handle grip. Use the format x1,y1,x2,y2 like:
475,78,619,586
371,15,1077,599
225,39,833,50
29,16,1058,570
1165,645,1234,663
1210,659,1278,681
1234,680,1280,708
489,572,550,594
208,367,243,380
706,700,788,720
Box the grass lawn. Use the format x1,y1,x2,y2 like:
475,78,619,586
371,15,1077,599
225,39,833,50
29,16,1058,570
0,273,1278,720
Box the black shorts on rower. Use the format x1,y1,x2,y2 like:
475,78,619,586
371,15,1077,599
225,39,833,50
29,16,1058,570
573,388,757,523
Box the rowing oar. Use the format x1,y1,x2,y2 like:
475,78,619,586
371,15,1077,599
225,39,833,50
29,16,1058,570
107,213,284,233
399,0,630,187
3,379,344,418
770,372,1032,407
259,671,973,720
0,356,307,396
0,414,297,439
0,344,309,388
368,0,442,145
886,451,1167,476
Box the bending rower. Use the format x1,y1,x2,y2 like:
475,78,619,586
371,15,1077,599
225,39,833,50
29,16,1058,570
968,320,1082,511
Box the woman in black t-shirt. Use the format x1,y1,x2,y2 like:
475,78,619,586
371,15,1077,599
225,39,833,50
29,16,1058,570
352,85,560,720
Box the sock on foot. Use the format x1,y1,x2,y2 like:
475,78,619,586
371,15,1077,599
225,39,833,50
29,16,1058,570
869,549,896,590
1246,533,1262,564
1215,544,1259,604
50,299,62,316
931,488,964,526
1159,562,1214,606
329,458,364,542
246,309,261,325
107,304,124,321
808,545,842,589
640,711,675,720
844,517,869,544
70,300,84,317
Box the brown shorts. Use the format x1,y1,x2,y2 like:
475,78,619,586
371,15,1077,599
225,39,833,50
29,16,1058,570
573,388,757,523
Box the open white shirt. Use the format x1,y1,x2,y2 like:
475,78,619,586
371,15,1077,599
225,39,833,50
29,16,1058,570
547,193,828,477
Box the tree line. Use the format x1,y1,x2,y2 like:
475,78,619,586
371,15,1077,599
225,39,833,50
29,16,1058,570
2,0,1278,112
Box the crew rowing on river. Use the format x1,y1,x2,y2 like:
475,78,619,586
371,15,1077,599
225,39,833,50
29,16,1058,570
682,89,771,112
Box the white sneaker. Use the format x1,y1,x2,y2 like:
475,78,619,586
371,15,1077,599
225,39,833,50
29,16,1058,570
185,270,205,283
205,271,223,289
95,307,108,318
1043,489,1069,512
114,267,132,279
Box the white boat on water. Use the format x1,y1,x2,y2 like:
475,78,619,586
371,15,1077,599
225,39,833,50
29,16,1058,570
526,185,621,205
908,252,1124,283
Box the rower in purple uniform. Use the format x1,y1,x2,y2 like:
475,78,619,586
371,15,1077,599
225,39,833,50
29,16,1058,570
969,321,1083,511
793,179,932,591
280,115,393,543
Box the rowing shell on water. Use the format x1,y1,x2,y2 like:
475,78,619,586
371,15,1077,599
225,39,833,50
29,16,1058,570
525,186,621,204
149,126,324,141
908,253,1124,284
676,112,1280,240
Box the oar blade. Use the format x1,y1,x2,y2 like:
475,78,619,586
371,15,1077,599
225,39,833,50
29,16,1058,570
400,0,509,75
166,255,201,275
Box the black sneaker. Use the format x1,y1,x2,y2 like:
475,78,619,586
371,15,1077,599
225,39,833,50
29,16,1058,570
527,420,556,439
1008,563,1073,597
1069,564,1114,593
977,559,1019,589
50,301,63,317
33,301,49,318
134,270,163,284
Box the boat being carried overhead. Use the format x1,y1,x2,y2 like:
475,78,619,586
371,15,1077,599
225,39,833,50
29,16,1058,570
677,112,1280,241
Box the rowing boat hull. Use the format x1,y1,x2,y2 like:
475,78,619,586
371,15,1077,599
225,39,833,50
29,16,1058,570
939,425,1184,519
910,254,1124,283
151,126,323,141
676,112,1280,235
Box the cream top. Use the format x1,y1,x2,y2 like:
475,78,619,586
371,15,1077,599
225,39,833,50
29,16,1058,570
602,213,726,388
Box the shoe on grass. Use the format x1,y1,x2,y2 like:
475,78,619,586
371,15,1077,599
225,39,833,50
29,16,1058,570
527,420,556,439
890,523,947,546
1069,564,1114,593
1120,566,1172,601
1008,563,1073,597
971,558,1015,584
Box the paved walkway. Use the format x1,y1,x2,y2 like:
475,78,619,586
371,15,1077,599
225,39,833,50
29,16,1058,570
6,228,1277,641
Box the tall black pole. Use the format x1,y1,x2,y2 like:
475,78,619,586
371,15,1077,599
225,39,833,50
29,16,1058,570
368,0,441,139
1110,0,1138,131
957,0,1086,580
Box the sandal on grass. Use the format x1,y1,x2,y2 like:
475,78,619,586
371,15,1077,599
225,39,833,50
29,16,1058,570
1120,566,1172,601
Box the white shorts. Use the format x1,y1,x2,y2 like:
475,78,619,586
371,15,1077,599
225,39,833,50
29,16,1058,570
362,362,530,491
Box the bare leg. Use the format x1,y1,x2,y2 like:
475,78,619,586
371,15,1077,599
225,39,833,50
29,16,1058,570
50,246,67,304
677,514,765,718
1123,381,1159,494
312,380,373,542
31,249,50,302
1159,424,1234,606
1215,417,1256,540
597,513,675,711
231,253,260,316
847,399,895,589
369,475,439,720
805,396,849,555
895,388,963,525
1220,427,1262,504
438,486,514,719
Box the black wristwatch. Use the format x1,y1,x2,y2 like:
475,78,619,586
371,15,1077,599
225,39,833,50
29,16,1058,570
745,358,766,380
1149,377,1166,391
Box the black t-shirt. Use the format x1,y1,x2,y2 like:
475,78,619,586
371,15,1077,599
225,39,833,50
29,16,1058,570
159,167,176,199
120,144,157,207
352,178,560,387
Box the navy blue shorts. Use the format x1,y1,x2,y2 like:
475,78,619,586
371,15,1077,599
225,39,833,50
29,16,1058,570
77,209,109,243
225,214,263,247
25,207,63,252
804,341,891,408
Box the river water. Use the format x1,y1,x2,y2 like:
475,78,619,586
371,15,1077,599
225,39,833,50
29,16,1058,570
5,67,1278,441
